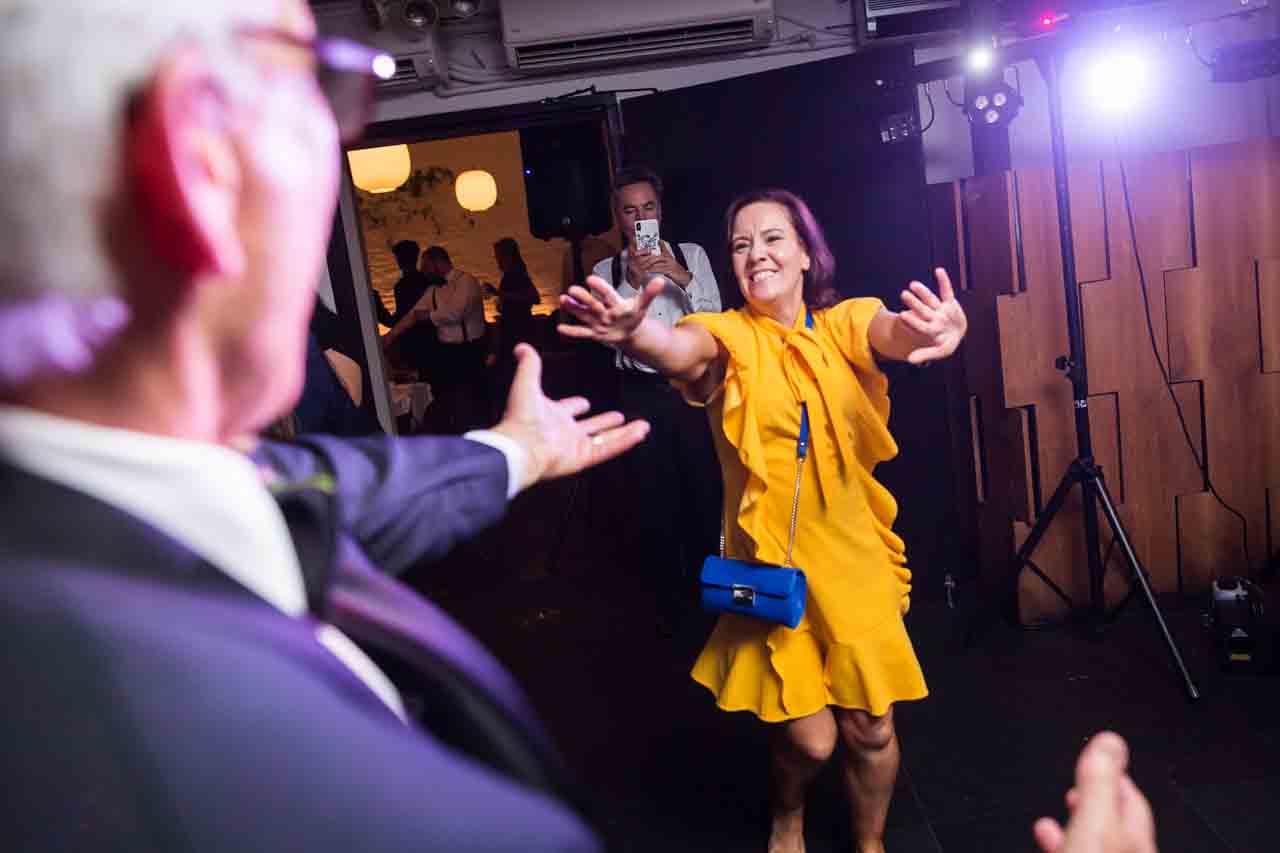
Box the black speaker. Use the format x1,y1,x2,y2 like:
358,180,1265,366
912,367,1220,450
519,121,613,240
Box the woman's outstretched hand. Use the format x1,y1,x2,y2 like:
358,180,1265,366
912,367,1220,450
898,267,967,365
557,275,665,345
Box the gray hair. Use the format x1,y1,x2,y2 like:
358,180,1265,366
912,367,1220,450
0,1,269,305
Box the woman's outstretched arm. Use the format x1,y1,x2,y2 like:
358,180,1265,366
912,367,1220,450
557,274,721,386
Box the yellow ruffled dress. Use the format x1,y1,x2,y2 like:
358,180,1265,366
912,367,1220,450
679,298,927,722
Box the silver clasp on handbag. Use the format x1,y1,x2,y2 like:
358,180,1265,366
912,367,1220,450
731,584,756,607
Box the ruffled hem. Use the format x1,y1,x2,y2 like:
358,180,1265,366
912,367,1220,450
690,612,928,723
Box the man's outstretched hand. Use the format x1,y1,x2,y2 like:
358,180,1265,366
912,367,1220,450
491,344,650,491
1034,732,1157,853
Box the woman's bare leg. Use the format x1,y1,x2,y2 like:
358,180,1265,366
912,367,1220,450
834,707,898,853
769,708,837,853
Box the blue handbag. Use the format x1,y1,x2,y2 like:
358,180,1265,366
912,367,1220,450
699,312,812,630
700,554,808,629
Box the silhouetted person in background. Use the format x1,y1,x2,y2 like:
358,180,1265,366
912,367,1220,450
490,237,540,359
378,240,442,379
486,237,541,418
387,245,487,432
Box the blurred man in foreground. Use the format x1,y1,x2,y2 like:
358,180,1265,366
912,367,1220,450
0,1,644,850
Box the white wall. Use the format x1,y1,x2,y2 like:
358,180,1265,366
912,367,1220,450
369,0,859,119
916,0,1280,184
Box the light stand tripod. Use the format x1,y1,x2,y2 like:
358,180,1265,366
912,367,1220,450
1010,49,1199,701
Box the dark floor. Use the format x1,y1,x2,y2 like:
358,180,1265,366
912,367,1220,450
403,361,1280,852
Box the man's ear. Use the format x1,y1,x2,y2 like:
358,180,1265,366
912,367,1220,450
126,48,245,282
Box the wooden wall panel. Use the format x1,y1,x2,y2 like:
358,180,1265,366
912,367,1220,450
1113,152,1195,274
930,176,1027,603
1269,486,1280,563
1182,139,1280,580
1176,491,1248,590
1258,258,1280,374
1006,406,1035,523
999,168,1084,620
1075,152,1202,606
1070,162,1110,285
937,139,1280,623
1164,267,1216,382
1087,392,1123,506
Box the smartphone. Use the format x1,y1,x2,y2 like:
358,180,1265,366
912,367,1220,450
634,218,660,255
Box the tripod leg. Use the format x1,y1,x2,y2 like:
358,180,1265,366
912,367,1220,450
1081,471,1107,630
965,467,1079,647
1010,467,1081,613
1016,466,1076,567
1093,478,1201,701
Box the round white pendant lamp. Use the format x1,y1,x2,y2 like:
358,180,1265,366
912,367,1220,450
455,169,497,212
347,145,411,194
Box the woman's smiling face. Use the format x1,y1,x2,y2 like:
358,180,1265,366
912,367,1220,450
730,201,810,322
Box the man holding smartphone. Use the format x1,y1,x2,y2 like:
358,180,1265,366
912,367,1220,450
591,166,723,640
593,167,722,358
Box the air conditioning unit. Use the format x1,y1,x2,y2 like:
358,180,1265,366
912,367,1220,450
500,0,776,74
312,0,447,94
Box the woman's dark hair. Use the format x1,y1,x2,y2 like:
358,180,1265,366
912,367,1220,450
723,189,838,309
493,237,527,272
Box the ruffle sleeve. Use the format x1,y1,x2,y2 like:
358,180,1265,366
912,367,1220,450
678,311,771,556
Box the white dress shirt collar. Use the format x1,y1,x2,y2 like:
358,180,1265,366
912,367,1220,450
0,405,306,615
0,405,413,721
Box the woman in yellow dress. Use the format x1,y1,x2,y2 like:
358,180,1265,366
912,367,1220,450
559,188,967,853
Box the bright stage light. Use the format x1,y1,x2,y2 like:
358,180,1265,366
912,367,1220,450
372,53,397,81
1086,52,1147,114
967,47,994,73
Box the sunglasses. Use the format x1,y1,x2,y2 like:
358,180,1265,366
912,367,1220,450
236,27,394,144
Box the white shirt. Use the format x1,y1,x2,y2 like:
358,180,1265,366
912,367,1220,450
410,267,485,344
592,240,721,373
0,406,530,721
